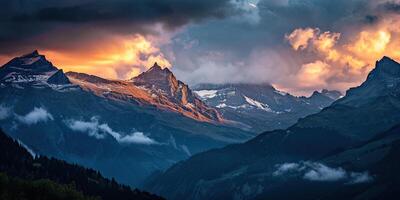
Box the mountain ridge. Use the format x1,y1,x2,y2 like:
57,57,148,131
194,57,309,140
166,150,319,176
193,82,341,132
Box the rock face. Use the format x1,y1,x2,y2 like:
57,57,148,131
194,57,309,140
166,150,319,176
131,62,222,122
47,69,71,85
193,83,341,132
144,56,400,200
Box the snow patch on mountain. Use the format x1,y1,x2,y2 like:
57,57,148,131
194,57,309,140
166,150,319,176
216,103,248,110
243,95,273,112
3,72,55,83
194,90,218,99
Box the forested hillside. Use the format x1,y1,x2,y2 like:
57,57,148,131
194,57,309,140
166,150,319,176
0,129,163,200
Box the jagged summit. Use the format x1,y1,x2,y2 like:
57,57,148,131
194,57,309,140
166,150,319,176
132,62,173,85
131,62,180,95
148,62,164,71
372,56,400,78
310,89,342,100
336,56,400,105
1,50,56,73
21,50,40,58
21,50,43,58
0,50,69,85
130,62,222,122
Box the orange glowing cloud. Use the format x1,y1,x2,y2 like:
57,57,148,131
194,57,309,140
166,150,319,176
297,60,330,88
286,20,400,92
42,34,171,80
285,28,317,50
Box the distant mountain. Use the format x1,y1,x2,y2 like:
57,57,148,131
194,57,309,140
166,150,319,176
193,83,341,132
0,128,164,200
145,56,400,200
0,51,252,187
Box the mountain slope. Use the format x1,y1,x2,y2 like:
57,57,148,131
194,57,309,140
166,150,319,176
0,51,251,187
67,63,221,123
145,56,400,200
193,83,341,132
0,128,164,200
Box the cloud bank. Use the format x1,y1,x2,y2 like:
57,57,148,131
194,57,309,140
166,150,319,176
16,107,54,125
65,117,157,144
273,161,373,184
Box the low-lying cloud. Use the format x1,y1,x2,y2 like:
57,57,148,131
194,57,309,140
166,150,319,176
0,104,11,120
65,117,157,144
273,161,373,184
65,117,106,139
16,107,54,125
303,162,347,181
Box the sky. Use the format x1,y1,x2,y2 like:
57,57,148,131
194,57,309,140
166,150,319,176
1,0,400,95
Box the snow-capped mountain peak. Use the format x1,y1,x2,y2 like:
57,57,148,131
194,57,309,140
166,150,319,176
0,50,71,86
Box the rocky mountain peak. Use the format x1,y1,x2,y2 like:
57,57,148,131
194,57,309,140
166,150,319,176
372,56,400,78
22,50,40,57
1,50,56,73
0,51,67,84
336,56,400,105
132,62,175,88
310,89,342,100
131,63,222,122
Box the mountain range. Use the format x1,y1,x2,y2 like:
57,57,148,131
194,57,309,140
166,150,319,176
144,56,400,200
0,50,340,188
0,51,252,186
193,83,341,132
3,50,398,200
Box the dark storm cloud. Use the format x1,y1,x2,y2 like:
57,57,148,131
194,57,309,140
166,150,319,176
364,15,379,24
0,0,241,54
13,0,232,27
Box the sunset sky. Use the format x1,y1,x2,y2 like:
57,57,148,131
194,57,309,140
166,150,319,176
1,0,400,95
